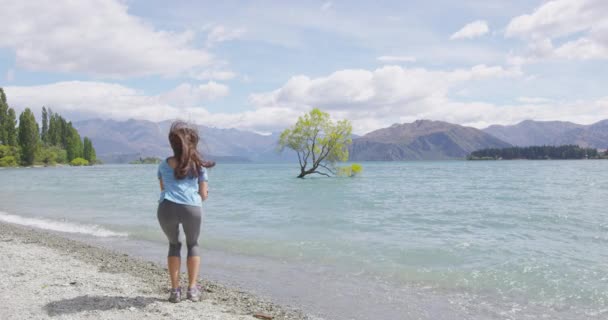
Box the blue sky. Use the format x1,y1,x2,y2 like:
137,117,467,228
1,0,608,134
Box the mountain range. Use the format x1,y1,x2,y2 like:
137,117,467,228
73,119,294,163
349,120,510,160
483,120,608,148
73,118,608,163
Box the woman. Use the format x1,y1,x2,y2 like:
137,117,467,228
157,121,215,303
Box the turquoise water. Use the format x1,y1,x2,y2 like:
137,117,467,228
1,161,607,319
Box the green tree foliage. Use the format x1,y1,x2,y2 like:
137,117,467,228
65,123,83,161
35,145,67,166
0,88,18,146
83,137,96,164
47,110,60,146
47,109,70,148
0,155,17,167
4,108,18,146
41,106,49,144
278,108,353,178
0,88,6,144
35,146,57,166
468,145,602,160
0,145,20,167
69,157,89,166
0,90,94,167
44,146,67,164
17,108,40,166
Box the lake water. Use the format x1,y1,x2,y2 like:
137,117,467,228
1,161,607,319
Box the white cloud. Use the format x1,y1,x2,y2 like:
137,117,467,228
194,70,237,81
249,65,523,133
4,81,230,116
4,68,608,134
450,20,490,40
505,0,608,61
0,0,214,78
377,56,416,63
205,25,246,47
3,81,296,132
505,0,594,39
517,96,552,104
160,82,229,107
321,2,333,12
554,37,608,60
5,82,179,121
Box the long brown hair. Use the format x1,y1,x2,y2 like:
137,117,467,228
168,120,215,179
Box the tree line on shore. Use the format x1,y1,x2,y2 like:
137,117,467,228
129,157,162,164
468,145,608,160
0,88,96,167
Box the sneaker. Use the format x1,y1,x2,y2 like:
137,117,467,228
168,287,181,303
187,286,201,302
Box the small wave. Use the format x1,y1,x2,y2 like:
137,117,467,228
0,212,127,237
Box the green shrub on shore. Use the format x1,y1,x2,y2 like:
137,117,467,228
35,146,67,166
36,147,56,166
0,145,19,158
70,157,89,166
0,145,20,167
0,155,17,167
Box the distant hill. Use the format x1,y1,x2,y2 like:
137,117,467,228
73,119,293,163
483,120,583,147
483,120,608,148
73,119,166,160
552,120,608,149
350,120,511,160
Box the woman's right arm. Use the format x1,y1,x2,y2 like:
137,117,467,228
158,163,164,191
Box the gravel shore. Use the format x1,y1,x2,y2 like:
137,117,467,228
0,222,311,320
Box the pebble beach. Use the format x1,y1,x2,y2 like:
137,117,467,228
0,222,310,320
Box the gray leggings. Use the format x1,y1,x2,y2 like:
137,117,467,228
157,200,202,257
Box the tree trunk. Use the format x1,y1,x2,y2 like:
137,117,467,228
297,166,319,178
297,167,307,178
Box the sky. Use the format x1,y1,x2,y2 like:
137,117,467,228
1,0,608,135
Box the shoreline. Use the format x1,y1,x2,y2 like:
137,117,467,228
0,221,310,320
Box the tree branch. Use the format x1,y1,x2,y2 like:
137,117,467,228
317,127,348,164
316,143,328,165
312,171,331,177
310,128,319,165
318,163,336,174
303,127,318,169
296,150,304,169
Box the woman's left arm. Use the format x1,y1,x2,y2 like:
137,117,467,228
199,181,208,201
198,167,209,201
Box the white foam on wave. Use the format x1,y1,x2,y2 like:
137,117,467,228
0,211,127,238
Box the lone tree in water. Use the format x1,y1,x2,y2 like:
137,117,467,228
278,108,352,178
